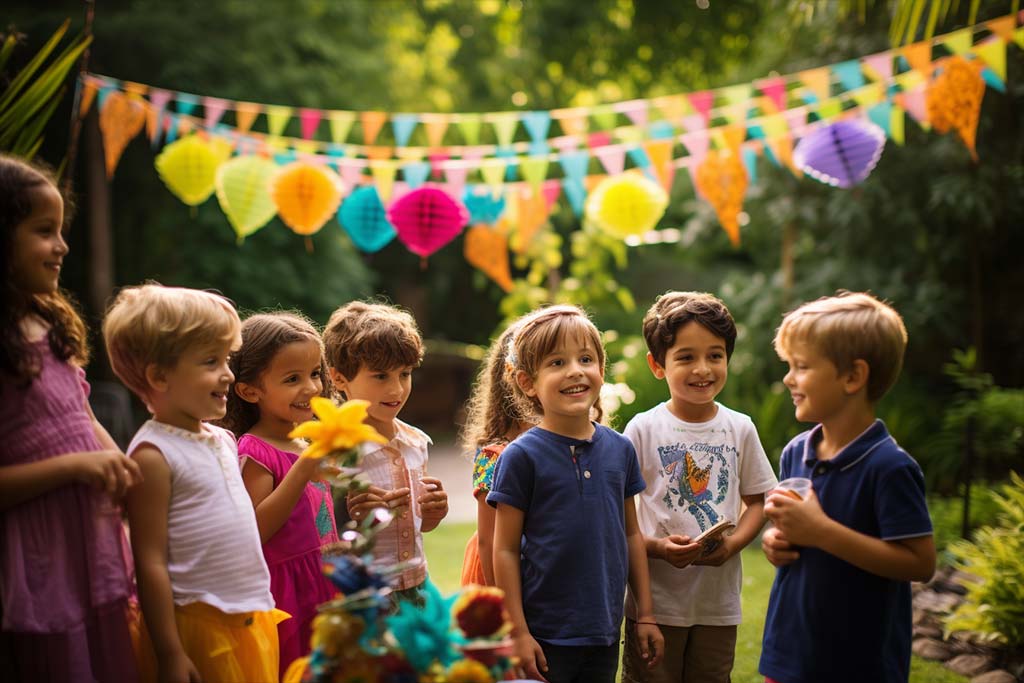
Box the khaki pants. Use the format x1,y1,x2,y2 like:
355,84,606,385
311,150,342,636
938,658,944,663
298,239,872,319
621,619,737,683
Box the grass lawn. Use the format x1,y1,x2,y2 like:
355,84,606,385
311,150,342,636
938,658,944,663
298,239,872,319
425,522,964,683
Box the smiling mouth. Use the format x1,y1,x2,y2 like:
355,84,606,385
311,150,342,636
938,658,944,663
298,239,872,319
292,401,311,410
381,401,402,407
561,385,588,395
690,381,714,388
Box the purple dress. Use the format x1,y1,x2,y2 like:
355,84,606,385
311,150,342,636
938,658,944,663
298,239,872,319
238,434,340,677
0,340,138,682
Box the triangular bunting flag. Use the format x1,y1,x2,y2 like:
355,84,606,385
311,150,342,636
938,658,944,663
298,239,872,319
553,108,588,137
176,93,199,116
768,135,802,177
832,60,865,91
986,16,1016,42
591,107,618,132
899,89,930,130
203,97,229,129
648,121,675,140
799,67,831,102
679,130,709,163
614,99,649,129
681,113,705,133
521,111,552,142
266,105,292,137
852,83,884,108
593,145,626,176
862,52,893,82
890,102,906,145
360,111,387,145
369,161,397,202
941,28,973,55
973,38,1006,81
338,159,365,188
720,84,751,106
402,161,431,189
816,98,843,120
464,223,513,292
146,89,173,141
541,179,561,210
902,41,933,76
562,178,587,216
489,112,519,147
299,108,322,140
519,156,548,191
868,100,893,137
422,114,449,148
444,165,469,198
722,102,749,125
479,158,507,196
391,114,419,147
755,77,787,112
79,78,99,118
1014,27,1024,50
235,102,262,134
558,149,590,183
653,94,688,123
742,146,758,184
644,139,674,191
688,91,714,125
456,114,481,145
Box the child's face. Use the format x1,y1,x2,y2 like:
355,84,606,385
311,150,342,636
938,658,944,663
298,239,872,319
331,364,413,434
648,320,727,422
10,183,66,296
152,337,238,432
240,340,323,431
780,341,849,424
520,333,603,422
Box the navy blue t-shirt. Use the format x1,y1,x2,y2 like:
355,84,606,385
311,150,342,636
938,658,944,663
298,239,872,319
487,424,646,646
759,420,932,683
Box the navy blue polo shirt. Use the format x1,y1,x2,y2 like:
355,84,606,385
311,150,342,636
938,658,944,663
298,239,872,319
759,420,932,683
487,424,646,646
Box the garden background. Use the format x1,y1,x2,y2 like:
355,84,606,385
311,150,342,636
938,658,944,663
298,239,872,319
4,1,1023,681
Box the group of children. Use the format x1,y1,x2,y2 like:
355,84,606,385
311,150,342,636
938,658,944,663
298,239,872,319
1,150,936,683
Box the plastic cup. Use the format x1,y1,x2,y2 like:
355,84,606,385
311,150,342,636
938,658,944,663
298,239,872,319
774,477,812,501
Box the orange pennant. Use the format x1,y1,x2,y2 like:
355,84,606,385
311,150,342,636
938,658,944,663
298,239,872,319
926,56,985,161
554,108,588,138
768,134,802,178
464,223,514,291
799,67,831,102
235,102,261,134
99,91,147,178
902,41,933,76
643,139,674,191
511,187,551,254
695,150,748,247
360,111,388,145
365,145,395,161
423,115,449,148
986,16,1016,43
79,79,98,118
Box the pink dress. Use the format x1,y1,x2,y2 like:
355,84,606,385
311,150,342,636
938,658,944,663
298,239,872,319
238,434,340,677
0,340,138,682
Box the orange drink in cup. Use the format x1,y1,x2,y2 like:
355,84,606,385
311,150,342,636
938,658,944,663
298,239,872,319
774,477,812,501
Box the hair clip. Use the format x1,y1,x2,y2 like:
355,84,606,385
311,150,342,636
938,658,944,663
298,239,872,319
505,349,518,369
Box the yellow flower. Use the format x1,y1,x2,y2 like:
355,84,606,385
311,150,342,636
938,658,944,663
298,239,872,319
288,397,387,459
446,658,494,683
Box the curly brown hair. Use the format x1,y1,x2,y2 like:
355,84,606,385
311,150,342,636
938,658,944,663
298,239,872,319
220,311,330,437
642,291,737,367
0,154,88,387
322,301,424,382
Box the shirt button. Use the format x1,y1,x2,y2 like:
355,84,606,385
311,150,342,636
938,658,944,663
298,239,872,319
402,530,410,539
816,466,826,475
401,551,410,559
400,511,408,519
584,470,591,479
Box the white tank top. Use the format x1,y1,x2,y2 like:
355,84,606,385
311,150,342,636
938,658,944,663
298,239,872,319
128,421,274,613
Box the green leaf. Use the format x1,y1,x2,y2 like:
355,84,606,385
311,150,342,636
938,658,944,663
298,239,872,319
0,19,69,114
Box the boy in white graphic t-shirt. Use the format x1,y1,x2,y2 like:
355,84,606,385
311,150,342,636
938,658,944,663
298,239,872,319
622,291,777,683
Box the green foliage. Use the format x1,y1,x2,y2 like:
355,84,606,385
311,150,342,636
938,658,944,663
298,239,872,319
945,472,1024,646
928,488,1005,557
0,20,90,160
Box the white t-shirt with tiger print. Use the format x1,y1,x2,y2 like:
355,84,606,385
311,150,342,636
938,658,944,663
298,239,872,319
624,401,777,627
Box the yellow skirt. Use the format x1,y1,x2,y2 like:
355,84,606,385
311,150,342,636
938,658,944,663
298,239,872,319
135,602,290,683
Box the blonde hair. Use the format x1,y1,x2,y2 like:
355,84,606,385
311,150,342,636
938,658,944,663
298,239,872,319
506,304,606,422
774,291,908,402
103,283,241,401
323,301,424,379
459,319,535,454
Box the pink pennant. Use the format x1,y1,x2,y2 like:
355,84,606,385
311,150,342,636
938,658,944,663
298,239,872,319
444,165,469,197
300,109,323,140
542,178,561,209
688,91,714,126
429,152,450,180
680,114,706,133
679,131,709,163
862,52,893,82
461,148,485,165
203,97,229,129
587,131,612,149
613,99,649,129
338,159,366,188
783,107,807,132
550,135,579,153
899,88,929,125
593,145,626,176
756,77,788,113
147,89,173,141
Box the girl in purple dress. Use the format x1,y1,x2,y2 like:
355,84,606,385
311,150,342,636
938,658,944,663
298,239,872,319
0,154,142,681
222,311,340,677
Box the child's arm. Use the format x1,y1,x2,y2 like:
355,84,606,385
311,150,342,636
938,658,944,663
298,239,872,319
241,455,322,543
761,525,800,567
765,489,936,582
476,496,498,585
418,476,448,532
644,533,703,568
493,502,549,683
625,497,664,668
695,493,768,566
0,449,142,511
127,445,201,682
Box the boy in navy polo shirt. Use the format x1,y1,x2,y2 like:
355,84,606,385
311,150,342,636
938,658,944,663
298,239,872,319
759,292,936,683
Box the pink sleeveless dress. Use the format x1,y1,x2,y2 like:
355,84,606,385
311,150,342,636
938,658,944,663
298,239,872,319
0,340,138,682
238,434,340,677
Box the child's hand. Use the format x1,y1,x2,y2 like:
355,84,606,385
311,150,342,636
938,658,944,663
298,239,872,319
635,621,665,668
657,534,703,568
761,525,799,567
158,650,202,682
347,485,389,521
417,476,449,522
512,631,549,682
71,450,143,500
764,487,830,547
693,533,736,567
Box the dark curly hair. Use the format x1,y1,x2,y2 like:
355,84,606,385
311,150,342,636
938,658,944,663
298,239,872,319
0,154,87,387
642,291,737,367
220,311,329,437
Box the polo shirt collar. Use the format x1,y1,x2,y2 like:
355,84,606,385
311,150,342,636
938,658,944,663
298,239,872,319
803,419,891,471
360,419,432,456
531,422,604,447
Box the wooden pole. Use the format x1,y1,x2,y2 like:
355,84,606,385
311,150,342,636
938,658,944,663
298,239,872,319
61,0,95,197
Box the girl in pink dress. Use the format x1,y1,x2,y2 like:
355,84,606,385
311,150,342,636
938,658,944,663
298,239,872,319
0,154,142,681
222,311,340,677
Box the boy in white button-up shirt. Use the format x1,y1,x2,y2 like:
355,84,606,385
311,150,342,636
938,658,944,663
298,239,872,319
323,301,449,597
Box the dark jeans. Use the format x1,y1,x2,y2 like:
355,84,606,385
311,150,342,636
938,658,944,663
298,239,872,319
538,641,620,683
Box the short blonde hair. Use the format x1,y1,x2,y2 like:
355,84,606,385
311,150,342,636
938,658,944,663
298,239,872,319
774,291,908,402
323,301,424,379
507,304,606,421
103,283,241,401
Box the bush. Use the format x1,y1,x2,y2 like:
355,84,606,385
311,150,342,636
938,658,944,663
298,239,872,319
928,489,1005,557
944,472,1024,646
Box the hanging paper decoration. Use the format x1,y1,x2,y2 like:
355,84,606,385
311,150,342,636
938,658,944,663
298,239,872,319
793,119,886,188
388,187,469,259
154,135,232,206
463,186,506,225
926,56,985,161
338,186,396,253
464,223,514,292
269,162,345,236
215,155,280,242
695,150,748,247
99,91,147,178
584,173,668,239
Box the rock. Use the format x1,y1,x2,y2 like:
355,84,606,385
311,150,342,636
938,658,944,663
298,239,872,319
914,623,944,639
932,576,970,595
914,589,963,613
970,671,1017,683
913,638,955,661
913,608,929,625
946,654,994,677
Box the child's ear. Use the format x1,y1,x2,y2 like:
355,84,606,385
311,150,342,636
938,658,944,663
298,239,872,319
328,367,349,394
646,352,666,380
516,369,537,397
843,359,870,395
234,382,262,404
144,363,169,393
